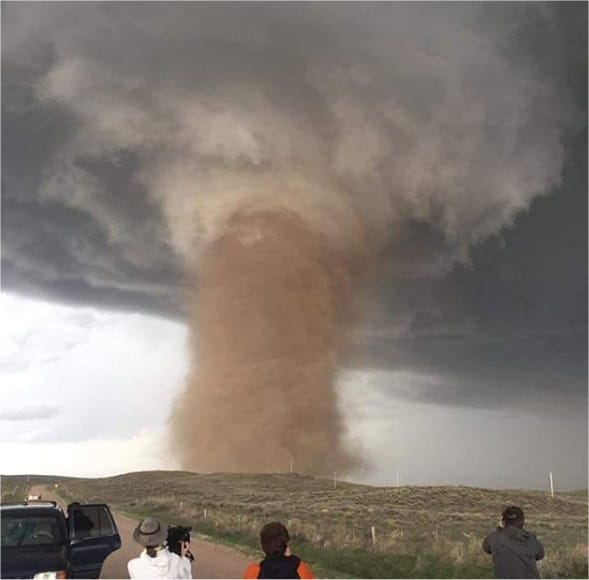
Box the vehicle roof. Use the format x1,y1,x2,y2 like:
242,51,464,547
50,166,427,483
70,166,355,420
1,502,63,512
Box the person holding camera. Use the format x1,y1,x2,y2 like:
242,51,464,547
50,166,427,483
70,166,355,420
128,517,192,579
482,506,544,579
167,526,195,564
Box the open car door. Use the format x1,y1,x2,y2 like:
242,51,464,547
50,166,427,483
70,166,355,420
67,503,121,579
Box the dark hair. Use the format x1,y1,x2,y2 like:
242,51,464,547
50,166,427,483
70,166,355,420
502,506,525,528
146,545,158,558
260,522,289,557
167,526,194,562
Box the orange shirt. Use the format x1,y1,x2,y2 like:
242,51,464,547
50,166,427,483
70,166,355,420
243,561,314,579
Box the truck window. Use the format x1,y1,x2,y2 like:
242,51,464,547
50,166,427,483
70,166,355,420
2,514,65,547
70,506,116,539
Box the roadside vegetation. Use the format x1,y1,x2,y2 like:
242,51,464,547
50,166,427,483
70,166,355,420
1,475,71,503
3,472,586,578
1,479,26,503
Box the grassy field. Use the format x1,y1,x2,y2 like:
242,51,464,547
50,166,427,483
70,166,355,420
2,472,587,578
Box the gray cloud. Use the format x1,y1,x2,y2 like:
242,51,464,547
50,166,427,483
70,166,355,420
351,327,587,414
2,2,587,412
4,3,580,253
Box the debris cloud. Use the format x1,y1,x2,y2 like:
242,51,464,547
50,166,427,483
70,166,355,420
172,209,367,473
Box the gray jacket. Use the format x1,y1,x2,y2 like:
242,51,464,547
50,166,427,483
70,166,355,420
483,526,544,579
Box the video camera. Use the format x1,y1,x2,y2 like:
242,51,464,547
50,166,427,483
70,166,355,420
166,525,195,561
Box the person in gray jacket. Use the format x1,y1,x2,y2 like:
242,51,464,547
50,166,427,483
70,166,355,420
483,506,544,579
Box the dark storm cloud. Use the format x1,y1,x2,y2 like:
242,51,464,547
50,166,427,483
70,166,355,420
2,2,586,410
352,327,587,413
2,62,185,315
354,129,587,410
364,126,587,335
2,195,184,316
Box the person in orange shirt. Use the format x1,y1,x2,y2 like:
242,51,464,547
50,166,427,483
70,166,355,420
243,522,314,579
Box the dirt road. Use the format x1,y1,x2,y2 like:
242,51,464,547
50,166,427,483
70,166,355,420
30,485,252,579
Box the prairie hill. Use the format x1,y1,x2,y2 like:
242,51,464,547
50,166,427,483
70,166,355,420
3,472,587,578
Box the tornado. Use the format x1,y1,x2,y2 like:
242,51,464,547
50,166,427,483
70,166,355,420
170,209,366,473
14,3,577,476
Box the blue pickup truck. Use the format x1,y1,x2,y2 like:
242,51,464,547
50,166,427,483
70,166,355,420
1,500,121,579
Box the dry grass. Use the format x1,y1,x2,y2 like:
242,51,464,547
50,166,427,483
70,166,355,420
3,472,586,578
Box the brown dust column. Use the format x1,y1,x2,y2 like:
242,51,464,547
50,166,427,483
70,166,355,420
171,209,363,474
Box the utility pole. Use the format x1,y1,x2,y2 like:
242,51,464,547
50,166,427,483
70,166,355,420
289,457,294,473
549,471,554,498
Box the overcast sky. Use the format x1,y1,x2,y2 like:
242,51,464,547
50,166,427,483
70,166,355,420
1,2,587,489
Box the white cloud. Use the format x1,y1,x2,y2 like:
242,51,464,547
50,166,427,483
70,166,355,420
0,428,178,477
0,403,59,421
0,293,188,446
